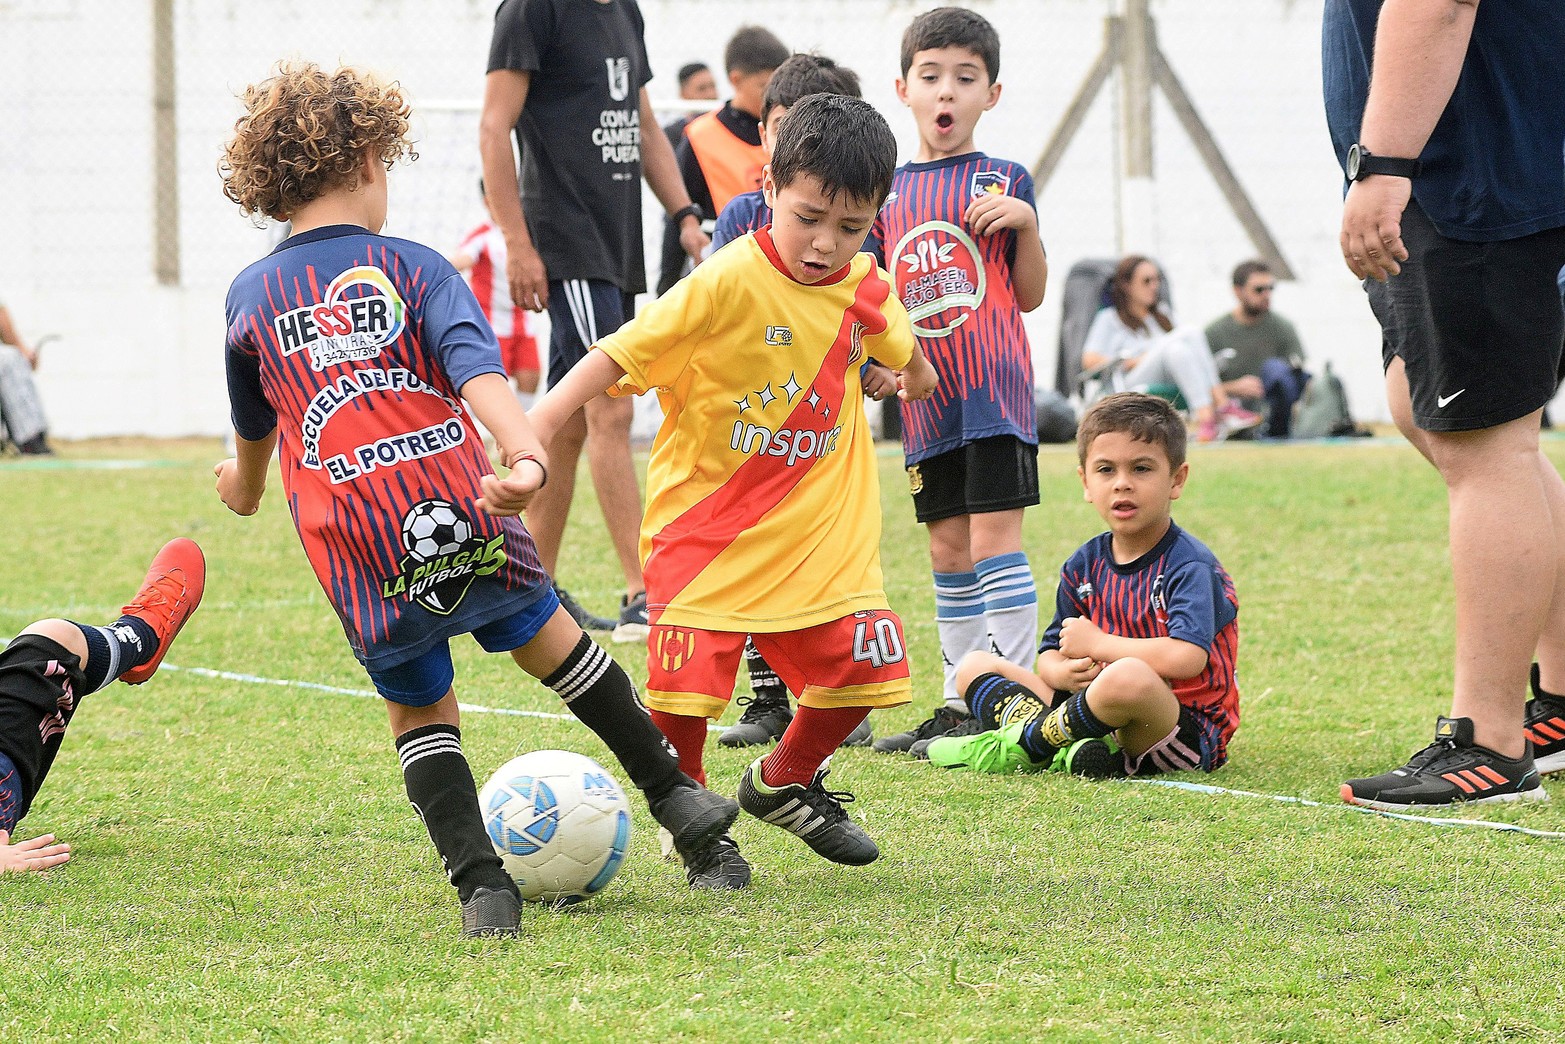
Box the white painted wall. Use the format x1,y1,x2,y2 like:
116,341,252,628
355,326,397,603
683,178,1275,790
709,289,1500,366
0,0,1503,438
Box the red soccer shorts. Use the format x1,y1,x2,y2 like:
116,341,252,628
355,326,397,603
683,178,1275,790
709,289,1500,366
644,609,913,720
498,329,539,376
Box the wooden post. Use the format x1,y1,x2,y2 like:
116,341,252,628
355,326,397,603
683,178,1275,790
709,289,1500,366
152,0,179,285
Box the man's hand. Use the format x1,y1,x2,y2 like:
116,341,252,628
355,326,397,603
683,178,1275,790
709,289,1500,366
213,458,264,516
1340,175,1411,281
678,217,710,264
477,456,548,517
965,192,1036,237
0,829,70,874
506,237,550,312
1058,616,1105,662
861,362,899,401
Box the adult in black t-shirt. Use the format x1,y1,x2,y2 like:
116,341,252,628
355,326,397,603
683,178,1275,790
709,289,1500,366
480,0,708,635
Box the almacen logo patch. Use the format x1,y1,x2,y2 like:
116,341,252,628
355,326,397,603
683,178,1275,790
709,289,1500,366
273,266,406,371
892,220,987,338
382,499,506,615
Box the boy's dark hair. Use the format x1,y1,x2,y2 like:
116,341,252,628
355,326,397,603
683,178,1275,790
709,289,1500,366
1231,259,1271,287
1077,392,1188,469
769,94,896,208
900,6,1000,81
677,61,710,87
761,53,862,120
725,26,790,76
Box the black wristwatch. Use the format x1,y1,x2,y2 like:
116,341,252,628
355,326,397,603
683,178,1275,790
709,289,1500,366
671,203,703,225
1346,143,1421,181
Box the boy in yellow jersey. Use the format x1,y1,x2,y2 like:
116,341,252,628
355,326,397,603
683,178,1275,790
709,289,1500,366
532,94,937,886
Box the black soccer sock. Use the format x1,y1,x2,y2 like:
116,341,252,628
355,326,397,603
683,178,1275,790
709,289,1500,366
745,638,785,696
395,723,514,904
964,672,1051,731
1036,692,1113,748
73,616,157,694
542,632,685,805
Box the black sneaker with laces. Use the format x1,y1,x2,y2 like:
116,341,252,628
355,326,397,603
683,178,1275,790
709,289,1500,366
872,704,973,754
841,716,874,748
460,885,521,938
1341,716,1547,811
650,782,741,862
719,687,794,748
737,758,878,865
1524,663,1565,776
684,833,752,889
910,712,983,759
554,584,615,632
613,590,650,644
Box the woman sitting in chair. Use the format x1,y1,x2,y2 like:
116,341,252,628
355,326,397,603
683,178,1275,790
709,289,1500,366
1081,256,1260,442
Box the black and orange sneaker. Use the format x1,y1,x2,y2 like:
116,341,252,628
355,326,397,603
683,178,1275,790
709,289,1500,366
1341,716,1547,811
1524,663,1565,776
118,538,206,685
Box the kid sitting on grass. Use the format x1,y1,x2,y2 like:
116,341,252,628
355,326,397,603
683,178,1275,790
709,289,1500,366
215,62,737,934
925,393,1241,776
531,94,938,887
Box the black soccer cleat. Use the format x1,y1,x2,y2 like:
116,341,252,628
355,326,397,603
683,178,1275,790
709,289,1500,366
460,885,521,938
554,584,615,632
1055,736,1127,779
1341,716,1548,811
651,782,741,863
684,833,752,890
1524,663,1565,776
872,704,974,754
719,687,794,748
737,758,878,865
910,712,984,759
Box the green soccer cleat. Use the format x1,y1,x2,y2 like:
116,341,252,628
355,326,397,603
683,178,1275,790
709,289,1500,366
924,722,1049,774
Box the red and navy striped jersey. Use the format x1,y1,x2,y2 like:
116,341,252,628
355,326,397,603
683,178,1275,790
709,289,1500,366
1041,522,1241,760
873,152,1038,465
224,224,550,671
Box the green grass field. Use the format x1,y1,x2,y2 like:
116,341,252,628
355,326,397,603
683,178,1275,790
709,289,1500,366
4,436,1565,1042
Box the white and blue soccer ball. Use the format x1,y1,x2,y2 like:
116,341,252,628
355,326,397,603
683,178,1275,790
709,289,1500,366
402,499,472,561
478,749,632,905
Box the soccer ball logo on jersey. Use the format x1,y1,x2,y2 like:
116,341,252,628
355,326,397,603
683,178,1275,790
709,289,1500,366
273,266,406,371
892,220,987,338
382,499,506,614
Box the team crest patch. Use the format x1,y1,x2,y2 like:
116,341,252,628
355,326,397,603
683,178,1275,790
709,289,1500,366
657,628,698,672
765,325,793,346
907,464,923,495
847,321,865,366
971,169,1012,197
381,499,506,614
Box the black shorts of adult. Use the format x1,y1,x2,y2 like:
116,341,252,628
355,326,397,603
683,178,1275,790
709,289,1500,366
907,435,1040,524
545,278,637,389
1366,199,1565,433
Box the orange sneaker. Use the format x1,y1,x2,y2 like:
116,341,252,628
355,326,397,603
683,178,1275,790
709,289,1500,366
118,538,206,685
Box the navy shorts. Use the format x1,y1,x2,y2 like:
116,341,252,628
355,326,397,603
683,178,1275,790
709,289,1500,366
0,750,22,834
366,589,560,707
545,279,635,388
906,435,1040,524
1366,199,1565,432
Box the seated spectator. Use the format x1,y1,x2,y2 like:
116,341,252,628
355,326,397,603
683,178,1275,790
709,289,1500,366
0,298,52,455
1080,257,1260,443
1205,260,1309,439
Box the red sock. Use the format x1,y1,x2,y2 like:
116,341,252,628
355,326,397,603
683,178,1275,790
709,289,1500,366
760,705,869,787
649,709,708,786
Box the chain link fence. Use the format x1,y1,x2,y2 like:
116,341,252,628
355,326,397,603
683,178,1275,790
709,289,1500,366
1,0,1379,438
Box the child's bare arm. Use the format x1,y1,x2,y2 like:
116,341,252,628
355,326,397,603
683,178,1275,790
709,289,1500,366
1058,616,1209,679
461,372,548,517
965,194,1047,311
213,428,278,516
1036,647,1103,692
527,349,628,448
896,344,939,401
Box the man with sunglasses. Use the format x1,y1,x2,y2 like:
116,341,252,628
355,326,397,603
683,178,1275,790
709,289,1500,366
1204,260,1307,439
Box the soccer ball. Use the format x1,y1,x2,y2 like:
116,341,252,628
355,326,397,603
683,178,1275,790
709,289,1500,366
478,749,632,905
402,499,472,561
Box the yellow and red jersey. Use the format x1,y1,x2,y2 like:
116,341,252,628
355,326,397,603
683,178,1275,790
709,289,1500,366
596,227,914,633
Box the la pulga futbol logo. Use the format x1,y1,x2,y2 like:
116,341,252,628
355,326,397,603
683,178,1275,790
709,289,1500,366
382,499,506,614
